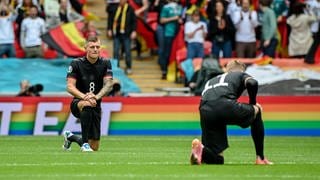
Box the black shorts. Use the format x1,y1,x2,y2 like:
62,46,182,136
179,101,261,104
70,99,81,118
70,99,102,140
199,99,255,154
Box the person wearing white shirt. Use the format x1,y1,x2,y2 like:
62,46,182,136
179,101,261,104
232,0,259,58
0,3,16,58
20,5,46,58
184,9,207,59
305,0,320,38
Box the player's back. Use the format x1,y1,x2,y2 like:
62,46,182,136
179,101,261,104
201,71,249,101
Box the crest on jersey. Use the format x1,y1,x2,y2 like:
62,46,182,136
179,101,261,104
67,66,73,73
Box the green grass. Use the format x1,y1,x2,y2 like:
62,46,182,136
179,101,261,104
0,136,319,179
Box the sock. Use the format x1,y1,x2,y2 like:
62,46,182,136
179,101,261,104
202,147,224,164
79,107,92,145
251,110,265,160
67,134,83,147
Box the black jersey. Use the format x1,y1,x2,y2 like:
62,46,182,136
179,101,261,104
201,71,251,101
66,57,113,96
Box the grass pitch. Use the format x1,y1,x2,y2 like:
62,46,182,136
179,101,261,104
0,136,319,179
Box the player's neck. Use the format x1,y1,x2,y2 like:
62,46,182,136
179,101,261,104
86,56,98,64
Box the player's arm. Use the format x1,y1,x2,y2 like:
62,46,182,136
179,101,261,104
95,77,113,100
245,77,258,105
66,77,87,99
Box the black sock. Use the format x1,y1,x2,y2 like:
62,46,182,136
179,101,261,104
202,147,224,164
251,111,265,159
67,134,83,147
80,107,92,144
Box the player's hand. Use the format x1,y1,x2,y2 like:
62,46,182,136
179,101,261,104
263,40,270,47
256,103,263,112
107,30,113,38
80,98,97,108
83,92,96,100
130,31,137,40
87,98,97,107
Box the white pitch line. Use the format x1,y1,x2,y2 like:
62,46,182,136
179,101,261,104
0,161,187,167
0,173,319,179
1,160,320,168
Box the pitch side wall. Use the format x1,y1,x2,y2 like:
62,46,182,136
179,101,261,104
0,96,319,136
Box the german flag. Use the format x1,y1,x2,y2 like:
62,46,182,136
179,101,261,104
167,25,186,82
41,22,86,57
69,0,99,21
128,0,158,50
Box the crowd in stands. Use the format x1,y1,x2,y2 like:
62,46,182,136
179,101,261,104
0,0,319,79
0,0,96,58
105,0,320,79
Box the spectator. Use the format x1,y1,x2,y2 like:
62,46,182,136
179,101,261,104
208,0,235,58
105,0,120,32
59,0,70,24
134,0,149,18
259,0,278,58
17,0,39,6
15,0,42,27
271,0,288,22
106,0,120,15
153,0,167,66
81,20,98,39
232,0,259,58
159,0,182,79
20,5,46,58
227,0,241,16
206,0,229,20
17,79,43,96
0,2,16,58
287,2,316,58
132,0,149,59
305,0,320,39
184,9,207,59
17,79,32,96
58,0,83,23
271,0,288,58
107,0,137,74
15,0,42,43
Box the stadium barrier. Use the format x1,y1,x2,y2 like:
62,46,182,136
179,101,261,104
0,96,319,136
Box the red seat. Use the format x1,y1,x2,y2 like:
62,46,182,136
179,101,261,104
203,41,212,56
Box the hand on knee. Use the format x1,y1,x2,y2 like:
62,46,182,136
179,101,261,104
253,103,262,116
78,99,96,111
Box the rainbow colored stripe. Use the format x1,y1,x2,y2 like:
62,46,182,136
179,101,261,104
1,96,320,136
107,96,320,136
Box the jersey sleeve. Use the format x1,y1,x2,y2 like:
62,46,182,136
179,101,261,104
104,59,113,79
66,60,78,79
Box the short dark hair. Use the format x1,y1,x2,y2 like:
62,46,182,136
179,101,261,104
291,2,306,15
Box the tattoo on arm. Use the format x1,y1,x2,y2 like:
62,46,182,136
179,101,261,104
96,78,113,100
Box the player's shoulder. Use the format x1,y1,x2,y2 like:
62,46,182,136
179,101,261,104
98,57,112,65
99,57,111,62
228,71,252,80
71,57,85,63
229,71,249,76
